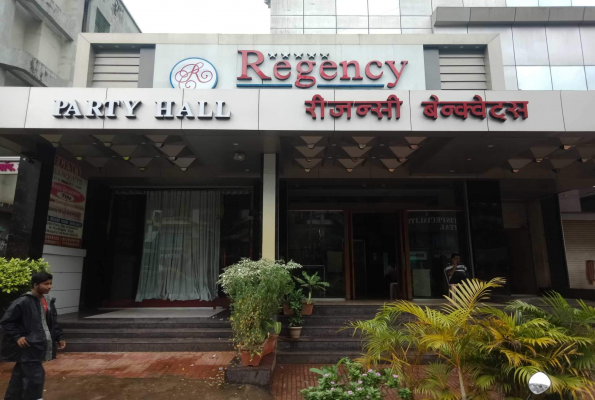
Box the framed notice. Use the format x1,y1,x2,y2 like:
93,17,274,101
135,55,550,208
44,155,87,249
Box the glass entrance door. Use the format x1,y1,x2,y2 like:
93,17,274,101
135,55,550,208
287,211,345,298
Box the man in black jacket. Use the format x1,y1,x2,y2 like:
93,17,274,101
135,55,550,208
0,272,65,400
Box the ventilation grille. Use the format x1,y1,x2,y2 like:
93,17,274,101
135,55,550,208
439,52,487,90
92,50,140,88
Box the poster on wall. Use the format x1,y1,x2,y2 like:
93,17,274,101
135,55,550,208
44,155,87,249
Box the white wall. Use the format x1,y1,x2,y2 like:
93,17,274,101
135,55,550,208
42,245,86,314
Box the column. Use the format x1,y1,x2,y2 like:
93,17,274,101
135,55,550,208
261,154,277,260
6,143,55,259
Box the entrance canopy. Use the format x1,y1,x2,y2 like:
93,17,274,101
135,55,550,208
1,87,594,199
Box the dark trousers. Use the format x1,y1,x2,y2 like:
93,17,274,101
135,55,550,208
4,362,45,400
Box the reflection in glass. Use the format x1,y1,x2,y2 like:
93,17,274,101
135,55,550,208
551,67,587,91
288,211,345,298
408,211,467,298
516,67,552,91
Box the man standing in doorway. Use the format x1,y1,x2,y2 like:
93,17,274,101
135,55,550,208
1,272,66,400
445,253,469,285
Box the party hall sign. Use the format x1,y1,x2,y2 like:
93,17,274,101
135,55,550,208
44,155,88,249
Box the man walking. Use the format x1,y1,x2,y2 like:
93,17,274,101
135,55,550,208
1,272,65,400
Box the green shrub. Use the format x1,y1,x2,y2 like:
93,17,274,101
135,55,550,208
301,358,411,400
218,258,301,357
0,258,50,312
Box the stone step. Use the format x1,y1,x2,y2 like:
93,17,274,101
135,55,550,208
306,305,386,316
281,326,358,338
278,337,364,351
64,337,234,352
278,315,413,327
61,320,231,330
63,328,233,339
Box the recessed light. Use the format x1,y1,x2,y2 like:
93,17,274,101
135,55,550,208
332,144,336,147
245,169,250,172
487,145,494,148
92,142,98,145
372,156,376,159
233,143,239,146
141,142,146,145
450,170,455,173
328,156,332,159
380,143,384,147
467,158,472,161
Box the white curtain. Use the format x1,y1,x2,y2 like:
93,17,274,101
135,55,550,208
135,190,221,301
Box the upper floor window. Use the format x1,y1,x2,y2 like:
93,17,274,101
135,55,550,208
95,10,110,33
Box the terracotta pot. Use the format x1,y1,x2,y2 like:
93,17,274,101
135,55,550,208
289,327,302,339
302,302,314,316
282,303,293,316
240,350,263,366
262,334,278,356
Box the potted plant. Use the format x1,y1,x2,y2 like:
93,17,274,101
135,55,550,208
218,258,301,366
294,271,330,316
288,295,304,339
262,319,281,357
282,287,305,316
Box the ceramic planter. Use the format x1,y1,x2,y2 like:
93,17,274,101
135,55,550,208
302,302,314,316
282,303,293,316
289,327,302,339
240,349,263,366
262,334,278,356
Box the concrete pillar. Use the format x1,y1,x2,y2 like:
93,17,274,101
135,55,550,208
262,154,277,260
6,143,55,259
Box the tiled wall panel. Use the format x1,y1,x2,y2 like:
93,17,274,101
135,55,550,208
269,0,595,90
512,27,550,66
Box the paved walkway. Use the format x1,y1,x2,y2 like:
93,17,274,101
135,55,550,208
0,353,405,400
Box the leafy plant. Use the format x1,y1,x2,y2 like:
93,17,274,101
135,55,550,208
218,258,301,357
301,358,412,400
263,319,281,336
350,278,595,400
294,271,330,304
0,258,50,313
288,289,304,327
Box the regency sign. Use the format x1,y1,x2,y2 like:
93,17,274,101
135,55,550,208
52,100,232,119
304,94,529,121
236,50,409,89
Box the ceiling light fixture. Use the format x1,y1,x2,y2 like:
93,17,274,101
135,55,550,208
487,145,494,148
233,143,239,146
450,170,455,173
346,169,353,173
245,169,250,172
305,168,311,173
234,152,245,161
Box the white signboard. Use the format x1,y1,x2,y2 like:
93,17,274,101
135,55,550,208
44,155,88,249
0,162,18,174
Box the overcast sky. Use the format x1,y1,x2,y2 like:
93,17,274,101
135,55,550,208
124,0,271,34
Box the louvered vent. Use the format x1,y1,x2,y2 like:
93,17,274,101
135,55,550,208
93,50,140,88
439,52,487,90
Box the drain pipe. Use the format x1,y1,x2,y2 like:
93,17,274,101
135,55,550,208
82,0,91,32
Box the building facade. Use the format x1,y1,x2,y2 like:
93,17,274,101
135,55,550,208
0,2,594,314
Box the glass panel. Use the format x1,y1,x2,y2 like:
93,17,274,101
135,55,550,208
551,67,587,91
288,211,345,298
368,0,400,16
0,173,17,257
408,211,468,298
336,0,368,15
516,67,552,91
586,66,595,90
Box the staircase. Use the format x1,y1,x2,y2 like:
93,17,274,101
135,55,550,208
61,310,234,352
62,303,494,363
277,304,384,364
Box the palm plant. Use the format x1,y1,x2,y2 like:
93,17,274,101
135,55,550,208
351,277,505,400
294,271,330,304
471,306,594,399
